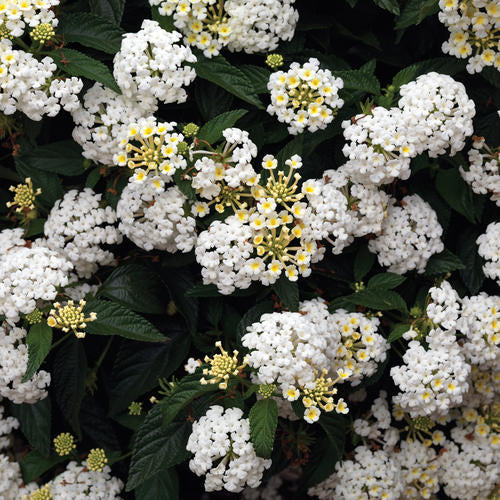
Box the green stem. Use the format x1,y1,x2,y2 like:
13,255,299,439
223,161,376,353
14,37,31,52
108,451,132,465
50,332,72,351
94,337,113,370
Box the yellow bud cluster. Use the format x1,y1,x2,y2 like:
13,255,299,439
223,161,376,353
128,401,142,416
25,485,52,500
47,300,97,339
53,432,76,456
201,341,246,389
6,177,41,213
86,448,107,472
30,23,55,44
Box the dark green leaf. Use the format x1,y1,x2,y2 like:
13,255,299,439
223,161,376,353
48,48,121,93
20,450,65,483
194,79,234,121
423,249,465,276
109,327,190,414
249,399,278,459
89,0,125,24
17,140,85,176
276,135,304,167
9,398,51,456
354,245,376,281
22,323,52,383
135,468,179,500
194,56,264,109
344,289,408,312
58,13,124,54
318,412,347,462
436,168,478,223
367,273,406,290
160,374,218,428
373,0,400,14
151,6,175,31
273,275,299,312
197,109,248,144
80,395,121,451
395,0,439,30
126,405,191,491
457,228,485,294
52,337,87,436
25,218,45,238
387,324,411,343
98,263,168,314
239,65,271,94
83,299,166,342
333,69,380,94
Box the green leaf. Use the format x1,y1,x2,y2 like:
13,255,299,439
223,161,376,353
457,228,485,294
373,0,400,14
239,65,271,94
354,245,376,282
423,249,465,276
135,468,179,500
273,275,299,312
25,218,45,238
109,326,190,414
52,337,87,437
80,395,121,451
367,273,406,290
197,109,248,144
160,373,219,428
98,263,168,314
276,135,304,168
436,169,478,223
57,13,124,54
236,301,274,347
318,413,347,462
22,323,52,383
9,398,51,456
89,0,125,24
126,405,191,491
47,48,121,93
249,399,278,459
344,289,408,312
21,450,66,483
194,56,264,109
83,299,166,342
387,324,411,343
332,69,380,94
17,140,85,176
395,0,439,29
151,6,175,31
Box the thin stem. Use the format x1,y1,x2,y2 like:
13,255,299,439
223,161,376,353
108,451,132,465
50,332,72,351
94,336,113,370
14,37,31,52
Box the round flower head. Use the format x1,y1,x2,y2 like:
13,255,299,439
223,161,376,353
439,0,500,74
71,83,157,166
47,300,97,339
0,0,59,38
398,72,475,157
267,58,344,135
86,448,107,472
186,406,271,492
6,177,41,213
477,222,500,286
117,175,196,253
53,433,76,457
114,118,185,181
113,20,196,103
43,188,122,279
460,136,500,207
149,0,298,58
368,195,444,274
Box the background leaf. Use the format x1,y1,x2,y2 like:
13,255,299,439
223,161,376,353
249,398,278,459
23,323,52,383
197,109,248,144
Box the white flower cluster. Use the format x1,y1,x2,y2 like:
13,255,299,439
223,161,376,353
149,0,298,58
267,58,344,134
242,299,387,422
341,72,475,186
44,188,122,278
0,39,83,121
368,195,444,274
0,324,51,404
0,228,73,323
391,326,470,418
460,136,500,206
308,445,403,500
39,461,123,498
113,19,196,103
71,83,157,166
439,0,500,74
438,420,500,500
477,222,500,286
0,0,59,37
186,405,271,493
458,293,500,368
305,167,389,253
117,176,196,252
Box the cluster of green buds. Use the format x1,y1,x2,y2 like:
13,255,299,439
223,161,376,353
47,300,97,339
201,341,247,390
25,308,43,325
266,53,284,69
86,448,108,472
6,177,41,214
128,401,143,416
30,23,55,44
53,432,76,456
25,484,52,500
0,23,11,40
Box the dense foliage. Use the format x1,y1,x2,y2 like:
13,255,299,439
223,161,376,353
0,0,499,498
